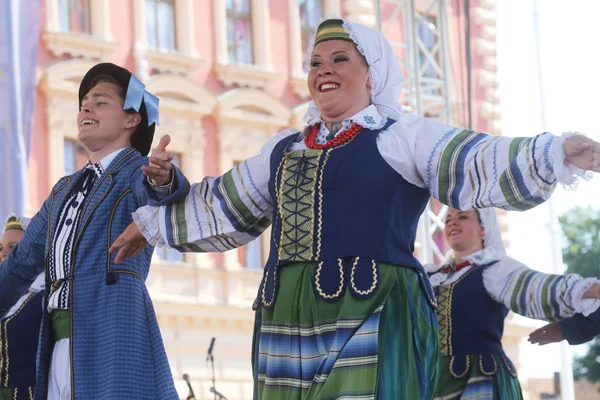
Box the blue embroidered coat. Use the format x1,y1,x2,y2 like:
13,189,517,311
0,148,189,400
560,307,600,345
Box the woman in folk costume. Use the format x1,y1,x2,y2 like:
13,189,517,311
111,18,600,399
428,208,600,400
0,215,44,400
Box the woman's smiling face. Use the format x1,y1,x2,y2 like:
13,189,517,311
308,40,371,122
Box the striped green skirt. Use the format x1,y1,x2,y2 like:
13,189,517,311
434,355,523,400
252,262,440,399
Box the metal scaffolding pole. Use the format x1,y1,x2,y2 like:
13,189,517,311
532,0,575,398
375,0,453,264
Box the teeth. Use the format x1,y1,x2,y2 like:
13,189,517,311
82,119,98,125
320,83,339,91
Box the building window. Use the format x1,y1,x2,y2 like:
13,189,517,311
63,139,89,175
299,0,323,73
154,153,184,263
226,0,253,64
146,0,177,51
58,0,91,34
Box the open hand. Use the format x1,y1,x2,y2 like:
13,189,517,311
564,135,600,172
142,135,174,186
582,283,600,299
528,322,565,345
109,222,148,264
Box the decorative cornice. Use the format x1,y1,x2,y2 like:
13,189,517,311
144,48,205,76
214,63,280,91
42,31,119,60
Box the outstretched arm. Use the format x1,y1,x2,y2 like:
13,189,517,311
111,129,298,263
0,192,53,315
483,256,600,322
529,308,600,345
133,135,190,206
390,114,600,211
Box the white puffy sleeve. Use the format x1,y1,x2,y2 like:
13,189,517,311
483,256,600,320
133,129,298,252
378,113,589,211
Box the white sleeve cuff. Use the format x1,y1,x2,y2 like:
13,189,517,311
550,132,594,189
132,206,165,247
571,277,600,317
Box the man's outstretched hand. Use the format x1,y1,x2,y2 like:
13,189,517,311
143,135,174,186
109,222,148,264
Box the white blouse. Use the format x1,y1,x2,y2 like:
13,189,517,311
132,104,587,253
426,250,600,320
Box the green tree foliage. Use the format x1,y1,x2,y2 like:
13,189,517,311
559,206,600,382
559,206,600,278
572,337,600,382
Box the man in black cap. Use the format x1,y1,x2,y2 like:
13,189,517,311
0,63,188,399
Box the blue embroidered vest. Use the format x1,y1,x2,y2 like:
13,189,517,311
433,263,518,378
0,291,43,393
254,120,435,310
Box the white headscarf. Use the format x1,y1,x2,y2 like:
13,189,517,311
463,208,506,265
303,18,406,125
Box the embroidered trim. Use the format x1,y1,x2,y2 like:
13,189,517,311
243,160,270,204
2,292,38,386
350,257,378,296
314,259,345,299
274,151,288,263
315,149,331,260
426,127,456,190
45,177,72,280
276,151,319,261
107,189,133,277
261,267,278,308
437,267,479,356
449,355,470,378
110,270,144,280
417,269,438,308
479,354,498,376
502,354,518,377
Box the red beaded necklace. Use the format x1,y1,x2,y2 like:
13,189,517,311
304,122,364,150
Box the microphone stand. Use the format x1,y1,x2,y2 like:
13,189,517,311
182,373,196,400
206,337,227,400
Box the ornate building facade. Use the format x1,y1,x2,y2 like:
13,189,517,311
25,0,527,398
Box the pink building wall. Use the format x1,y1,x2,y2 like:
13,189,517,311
27,0,495,212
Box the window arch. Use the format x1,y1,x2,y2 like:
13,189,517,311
39,59,98,183
216,88,292,269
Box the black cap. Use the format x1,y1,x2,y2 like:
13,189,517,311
78,63,155,156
